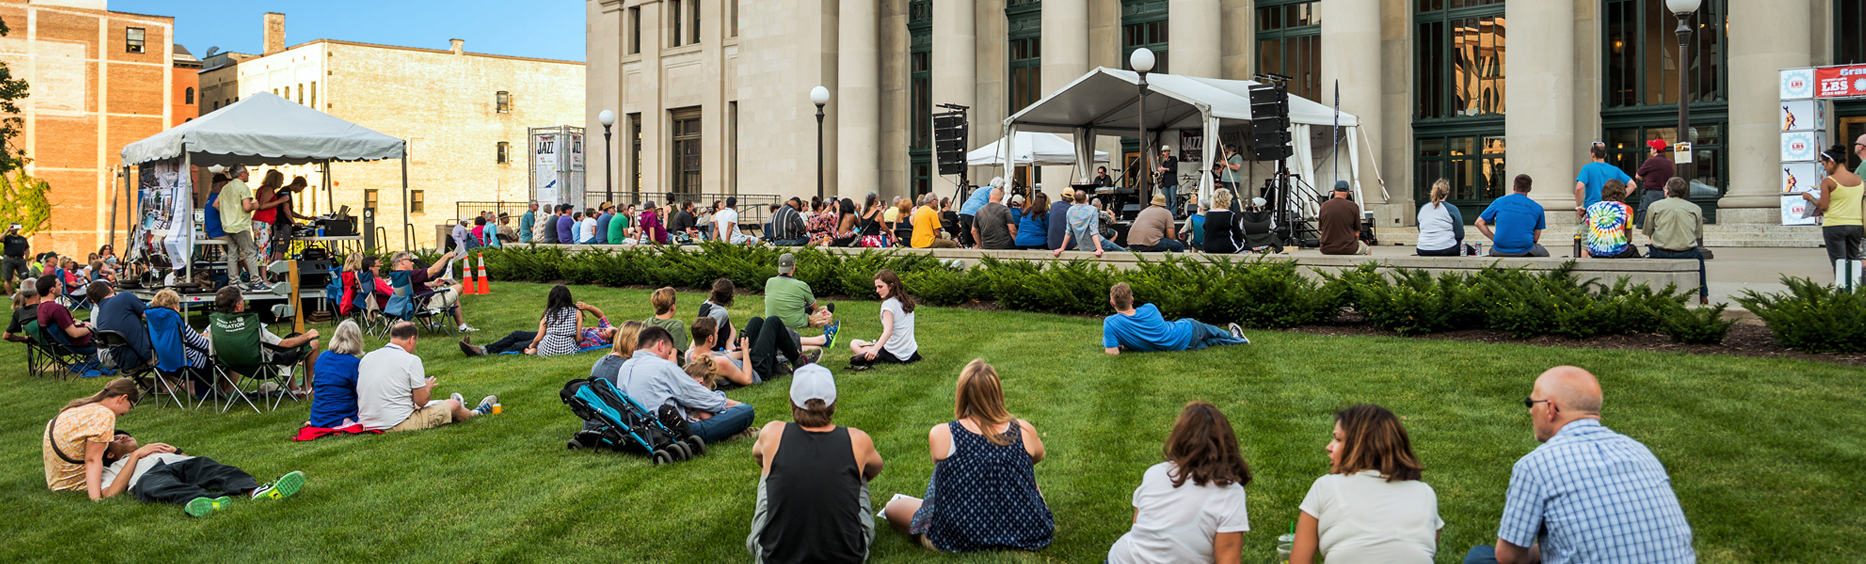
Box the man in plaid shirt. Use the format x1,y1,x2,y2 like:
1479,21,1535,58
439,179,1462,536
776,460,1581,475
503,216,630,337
1466,366,1695,564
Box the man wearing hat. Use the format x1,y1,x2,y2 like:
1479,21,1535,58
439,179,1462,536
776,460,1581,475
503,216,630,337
2,222,28,295
1126,192,1183,252
747,363,885,563
761,253,838,350
1318,181,1370,255
1155,146,1182,218
1633,138,1675,225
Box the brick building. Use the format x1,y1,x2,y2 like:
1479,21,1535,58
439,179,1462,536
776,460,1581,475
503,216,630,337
0,0,189,257
199,13,584,250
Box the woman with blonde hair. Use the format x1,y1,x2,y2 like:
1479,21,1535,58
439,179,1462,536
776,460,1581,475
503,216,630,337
1203,188,1245,254
1107,401,1254,563
145,289,213,397
1289,404,1441,564
1415,179,1467,256
305,320,366,429
884,359,1053,552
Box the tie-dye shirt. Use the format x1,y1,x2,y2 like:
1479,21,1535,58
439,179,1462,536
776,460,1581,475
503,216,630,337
1585,201,1633,257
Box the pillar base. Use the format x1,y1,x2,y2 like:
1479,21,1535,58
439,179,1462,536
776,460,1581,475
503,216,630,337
1713,207,1781,226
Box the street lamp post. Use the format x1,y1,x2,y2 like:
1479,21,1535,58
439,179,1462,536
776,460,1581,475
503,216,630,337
598,109,616,205
1131,48,1156,203
1667,0,1700,184
811,86,830,200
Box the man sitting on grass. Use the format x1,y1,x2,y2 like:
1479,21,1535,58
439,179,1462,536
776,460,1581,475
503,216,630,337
357,321,497,433
618,325,755,445
747,364,885,563
1464,366,1695,564
763,253,840,352
642,287,692,353
1101,283,1249,355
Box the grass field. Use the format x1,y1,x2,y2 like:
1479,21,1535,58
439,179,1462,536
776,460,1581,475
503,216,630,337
1,281,1860,563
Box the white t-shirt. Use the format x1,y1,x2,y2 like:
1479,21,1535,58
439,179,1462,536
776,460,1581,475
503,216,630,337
102,452,193,492
1107,462,1252,564
355,343,428,430
880,298,917,360
579,218,597,241
714,207,739,236
1297,470,1443,564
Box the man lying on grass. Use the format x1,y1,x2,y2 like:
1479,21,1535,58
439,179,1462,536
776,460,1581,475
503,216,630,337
1102,283,1249,355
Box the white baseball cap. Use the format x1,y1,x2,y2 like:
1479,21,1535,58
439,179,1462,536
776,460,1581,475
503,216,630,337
790,364,836,408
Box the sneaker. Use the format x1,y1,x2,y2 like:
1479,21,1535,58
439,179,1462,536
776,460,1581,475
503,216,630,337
257,382,282,396
801,349,823,366
1227,322,1250,344
821,320,841,350
250,471,305,501
459,340,485,357
248,282,273,292
184,495,231,517
458,324,479,333
450,392,465,408
473,395,497,415
731,426,760,441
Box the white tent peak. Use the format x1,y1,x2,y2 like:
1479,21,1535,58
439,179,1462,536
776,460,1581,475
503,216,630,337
121,92,406,167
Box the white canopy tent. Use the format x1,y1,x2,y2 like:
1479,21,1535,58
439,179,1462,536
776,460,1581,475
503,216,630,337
120,92,411,253
999,67,1383,213
966,131,1111,167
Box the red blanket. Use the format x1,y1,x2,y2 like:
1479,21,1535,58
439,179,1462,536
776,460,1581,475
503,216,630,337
292,424,381,441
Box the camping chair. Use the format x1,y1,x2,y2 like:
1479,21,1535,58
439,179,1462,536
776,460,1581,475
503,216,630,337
207,312,302,413
18,320,63,378
53,268,92,312
383,269,458,336
347,269,390,337
35,318,105,381
95,329,161,404
144,307,206,410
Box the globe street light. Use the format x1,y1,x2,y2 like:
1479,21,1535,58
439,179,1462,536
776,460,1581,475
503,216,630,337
598,109,617,204
1667,0,1701,185
811,86,831,200
1130,48,1156,204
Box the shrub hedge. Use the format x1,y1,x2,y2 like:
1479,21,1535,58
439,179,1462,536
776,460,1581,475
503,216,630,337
415,244,1774,348
1734,277,1866,353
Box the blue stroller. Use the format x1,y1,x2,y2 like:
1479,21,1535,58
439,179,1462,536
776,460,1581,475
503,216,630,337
559,377,706,465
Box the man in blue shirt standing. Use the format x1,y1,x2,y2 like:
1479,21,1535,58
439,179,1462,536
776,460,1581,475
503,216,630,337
1463,366,1695,564
1477,174,1549,257
1574,142,1632,220
1100,283,1247,355
956,177,1000,248
519,201,537,243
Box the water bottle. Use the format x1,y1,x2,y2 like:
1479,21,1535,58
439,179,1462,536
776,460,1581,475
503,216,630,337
317,226,325,237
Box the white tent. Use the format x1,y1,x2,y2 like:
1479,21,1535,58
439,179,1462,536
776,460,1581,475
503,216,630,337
1000,67,1383,213
967,131,1111,167
120,92,412,251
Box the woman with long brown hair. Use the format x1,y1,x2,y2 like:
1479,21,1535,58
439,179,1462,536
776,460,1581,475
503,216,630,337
848,270,921,369
1106,401,1253,564
883,359,1052,552
1289,404,1441,564
1013,190,1051,249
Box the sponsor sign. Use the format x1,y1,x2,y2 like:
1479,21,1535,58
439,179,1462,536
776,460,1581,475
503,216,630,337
1781,195,1820,226
1780,69,1814,100
1781,100,1818,132
1815,64,1866,98
1781,132,1821,163
1782,162,1824,195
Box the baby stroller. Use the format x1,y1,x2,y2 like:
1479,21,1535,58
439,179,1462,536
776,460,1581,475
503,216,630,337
559,378,706,465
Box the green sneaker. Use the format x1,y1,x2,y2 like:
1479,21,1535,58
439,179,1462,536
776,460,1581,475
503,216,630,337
251,470,306,501
185,495,231,517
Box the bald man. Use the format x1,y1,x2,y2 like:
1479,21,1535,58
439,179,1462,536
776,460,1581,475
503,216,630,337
1464,366,1694,564
1855,134,1866,177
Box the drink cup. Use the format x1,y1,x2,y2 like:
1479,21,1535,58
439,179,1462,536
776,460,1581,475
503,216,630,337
492,403,503,414
1276,533,1295,563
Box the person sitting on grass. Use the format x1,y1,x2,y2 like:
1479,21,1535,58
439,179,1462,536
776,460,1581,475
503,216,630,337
642,287,693,353
1584,179,1641,259
44,378,305,517
305,320,367,430
883,359,1052,553
1291,404,1442,564
764,253,841,351
1106,401,1253,564
1102,283,1248,355
696,278,738,352
1463,366,1695,564
617,325,756,445
212,286,321,396
747,364,886,563
686,318,759,388
460,285,615,358
848,270,921,369
590,320,645,384
356,322,497,433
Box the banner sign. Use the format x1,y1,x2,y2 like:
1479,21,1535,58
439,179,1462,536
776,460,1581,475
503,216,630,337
1782,162,1824,195
1781,195,1820,226
1781,132,1822,163
1780,69,1815,100
1815,64,1866,99
568,134,585,171
1781,100,1821,132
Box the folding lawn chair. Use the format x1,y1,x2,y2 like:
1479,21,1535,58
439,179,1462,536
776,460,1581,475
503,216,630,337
33,320,104,380
144,307,206,410
384,269,458,336
17,320,61,378
207,312,303,413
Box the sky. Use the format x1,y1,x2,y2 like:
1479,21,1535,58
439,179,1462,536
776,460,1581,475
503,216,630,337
110,0,586,62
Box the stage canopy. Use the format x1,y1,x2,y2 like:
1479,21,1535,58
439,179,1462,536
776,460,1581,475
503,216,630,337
967,132,1111,167
121,92,405,167
1000,67,1383,211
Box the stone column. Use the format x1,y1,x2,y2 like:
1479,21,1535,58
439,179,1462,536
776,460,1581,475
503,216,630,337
1169,0,1220,77
1719,0,1812,224
838,0,879,200
932,0,975,185
1380,0,1416,226
1505,0,1577,223
878,0,910,199
1042,0,1089,91
1321,0,1389,219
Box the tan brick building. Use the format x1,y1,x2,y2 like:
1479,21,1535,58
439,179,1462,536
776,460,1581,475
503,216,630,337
199,13,584,251
0,0,187,257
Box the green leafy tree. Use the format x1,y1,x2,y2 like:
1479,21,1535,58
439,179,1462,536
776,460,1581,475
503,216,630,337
0,16,28,173
0,170,50,234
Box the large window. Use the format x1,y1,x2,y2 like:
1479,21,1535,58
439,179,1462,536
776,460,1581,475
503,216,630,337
1414,0,1506,210
671,109,702,196
1008,0,1041,114
184,87,194,105
1122,0,1169,73
671,0,699,47
629,113,643,195
1256,0,1322,102
910,0,932,196
630,7,643,54
126,27,145,54
1602,0,1727,215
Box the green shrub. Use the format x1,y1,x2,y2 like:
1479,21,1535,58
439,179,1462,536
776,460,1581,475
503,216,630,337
1659,303,1736,345
902,265,982,307
1210,257,1339,329
1735,277,1866,353
1318,262,1382,312
1352,268,1484,335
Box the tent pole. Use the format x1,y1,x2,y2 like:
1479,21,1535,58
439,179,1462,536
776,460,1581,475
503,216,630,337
401,153,411,251
182,153,193,282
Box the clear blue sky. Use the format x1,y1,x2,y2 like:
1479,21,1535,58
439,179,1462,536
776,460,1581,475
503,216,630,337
109,0,586,62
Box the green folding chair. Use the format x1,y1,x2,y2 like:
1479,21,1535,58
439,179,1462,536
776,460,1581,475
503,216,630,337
207,312,302,413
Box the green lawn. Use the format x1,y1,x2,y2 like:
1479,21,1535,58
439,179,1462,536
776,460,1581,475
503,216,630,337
1,282,1859,563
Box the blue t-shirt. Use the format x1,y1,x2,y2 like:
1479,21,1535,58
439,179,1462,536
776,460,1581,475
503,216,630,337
519,211,535,242
1478,193,1547,255
93,292,150,365
595,212,615,244
1575,162,1633,208
204,192,226,238
556,215,574,244
959,186,994,216
1013,208,1047,248
1102,304,1195,352
1046,202,1071,251
307,351,362,428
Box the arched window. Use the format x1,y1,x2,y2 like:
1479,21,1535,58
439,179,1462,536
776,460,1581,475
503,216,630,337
184,87,195,105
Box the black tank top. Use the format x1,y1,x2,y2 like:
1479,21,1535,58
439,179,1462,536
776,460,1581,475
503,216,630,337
758,423,866,564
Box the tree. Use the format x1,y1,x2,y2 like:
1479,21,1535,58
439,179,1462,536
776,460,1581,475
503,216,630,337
0,16,29,173
0,170,50,234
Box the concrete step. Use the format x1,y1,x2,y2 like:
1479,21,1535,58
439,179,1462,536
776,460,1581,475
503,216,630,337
1369,224,1824,248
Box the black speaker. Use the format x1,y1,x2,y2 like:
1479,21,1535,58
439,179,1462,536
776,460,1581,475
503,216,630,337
1248,85,1293,161
934,110,968,176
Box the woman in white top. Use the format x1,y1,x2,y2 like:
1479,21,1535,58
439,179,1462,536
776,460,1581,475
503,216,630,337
1291,404,1442,564
577,210,598,244
1415,179,1467,256
1107,401,1252,564
849,269,922,369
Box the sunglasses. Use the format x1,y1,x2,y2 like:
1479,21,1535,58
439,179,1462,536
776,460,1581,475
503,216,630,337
1522,397,1549,409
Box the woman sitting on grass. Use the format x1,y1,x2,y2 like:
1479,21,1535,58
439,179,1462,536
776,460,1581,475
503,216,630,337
524,285,609,357
44,378,305,517
305,320,366,429
686,317,758,388
848,270,921,369
883,359,1053,552
590,320,645,384
1106,401,1253,564
1289,404,1441,564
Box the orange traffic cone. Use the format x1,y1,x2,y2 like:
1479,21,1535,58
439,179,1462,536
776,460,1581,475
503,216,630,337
459,258,477,295
476,252,491,294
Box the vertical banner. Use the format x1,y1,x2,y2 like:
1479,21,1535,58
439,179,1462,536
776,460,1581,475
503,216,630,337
1780,68,1824,226
568,133,585,172
533,132,561,206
